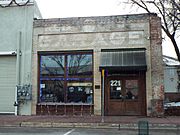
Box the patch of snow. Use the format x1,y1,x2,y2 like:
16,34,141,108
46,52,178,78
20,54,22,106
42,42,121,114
163,56,180,66
164,102,180,109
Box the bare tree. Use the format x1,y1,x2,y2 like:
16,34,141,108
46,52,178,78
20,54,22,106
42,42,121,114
124,0,180,61
68,54,92,75
41,55,64,75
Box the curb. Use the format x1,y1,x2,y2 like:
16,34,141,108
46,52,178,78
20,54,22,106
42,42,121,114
20,122,119,129
17,122,179,130
0,122,179,130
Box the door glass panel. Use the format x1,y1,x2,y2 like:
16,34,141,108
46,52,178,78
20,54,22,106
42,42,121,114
110,80,122,99
125,80,138,100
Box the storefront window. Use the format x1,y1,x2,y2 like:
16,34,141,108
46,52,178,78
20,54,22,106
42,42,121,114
39,52,93,104
68,54,92,76
40,55,64,76
67,82,93,103
40,80,64,102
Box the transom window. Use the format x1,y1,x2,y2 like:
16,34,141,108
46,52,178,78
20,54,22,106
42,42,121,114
39,51,93,104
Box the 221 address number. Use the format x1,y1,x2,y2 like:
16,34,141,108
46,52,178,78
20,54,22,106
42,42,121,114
110,80,121,86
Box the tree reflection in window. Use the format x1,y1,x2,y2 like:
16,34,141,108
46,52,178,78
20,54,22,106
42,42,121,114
68,54,92,75
39,52,93,104
40,55,64,76
40,80,64,102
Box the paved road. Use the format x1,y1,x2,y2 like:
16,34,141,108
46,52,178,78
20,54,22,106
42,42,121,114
0,127,179,135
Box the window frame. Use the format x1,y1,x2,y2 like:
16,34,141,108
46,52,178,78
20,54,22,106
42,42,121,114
38,51,94,104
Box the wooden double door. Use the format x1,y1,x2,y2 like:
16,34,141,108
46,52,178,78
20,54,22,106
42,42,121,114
105,74,146,116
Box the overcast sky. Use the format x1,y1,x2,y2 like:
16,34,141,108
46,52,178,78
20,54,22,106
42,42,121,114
35,0,178,58
35,0,140,18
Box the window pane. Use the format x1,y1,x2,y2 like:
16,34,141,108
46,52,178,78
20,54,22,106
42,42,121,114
68,54,92,76
67,82,93,103
110,80,122,99
40,55,64,76
40,80,64,102
125,80,138,100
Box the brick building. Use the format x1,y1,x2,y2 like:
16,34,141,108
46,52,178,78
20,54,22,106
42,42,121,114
32,13,164,116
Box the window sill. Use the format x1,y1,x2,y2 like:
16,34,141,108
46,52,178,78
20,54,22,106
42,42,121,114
37,102,94,106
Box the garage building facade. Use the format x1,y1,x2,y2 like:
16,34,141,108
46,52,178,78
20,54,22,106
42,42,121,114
0,0,41,115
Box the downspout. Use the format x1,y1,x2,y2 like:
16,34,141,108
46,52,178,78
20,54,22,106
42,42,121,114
15,31,22,115
101,69,105,122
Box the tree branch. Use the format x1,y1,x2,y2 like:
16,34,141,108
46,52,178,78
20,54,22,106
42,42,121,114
129,0,180,61
131,0,151,13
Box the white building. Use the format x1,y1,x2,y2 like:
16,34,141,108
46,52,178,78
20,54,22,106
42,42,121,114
0,0,41,115
163,55,180,102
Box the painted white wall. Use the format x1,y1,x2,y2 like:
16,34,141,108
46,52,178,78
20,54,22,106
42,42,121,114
164,67,179,93
0,2,41,115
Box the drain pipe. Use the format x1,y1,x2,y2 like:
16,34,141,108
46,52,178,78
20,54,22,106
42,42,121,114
15,31,22,115
101,69,105,122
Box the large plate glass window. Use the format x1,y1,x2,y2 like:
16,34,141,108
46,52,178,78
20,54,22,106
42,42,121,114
68,54,92,77
40,55,64,77
40,80,64,102
67,81,93,103
39,51,93,104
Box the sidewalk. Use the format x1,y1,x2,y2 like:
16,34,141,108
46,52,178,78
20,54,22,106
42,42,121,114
0,115,180,129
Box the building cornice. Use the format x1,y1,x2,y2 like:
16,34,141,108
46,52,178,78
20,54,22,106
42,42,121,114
34,13,158,27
